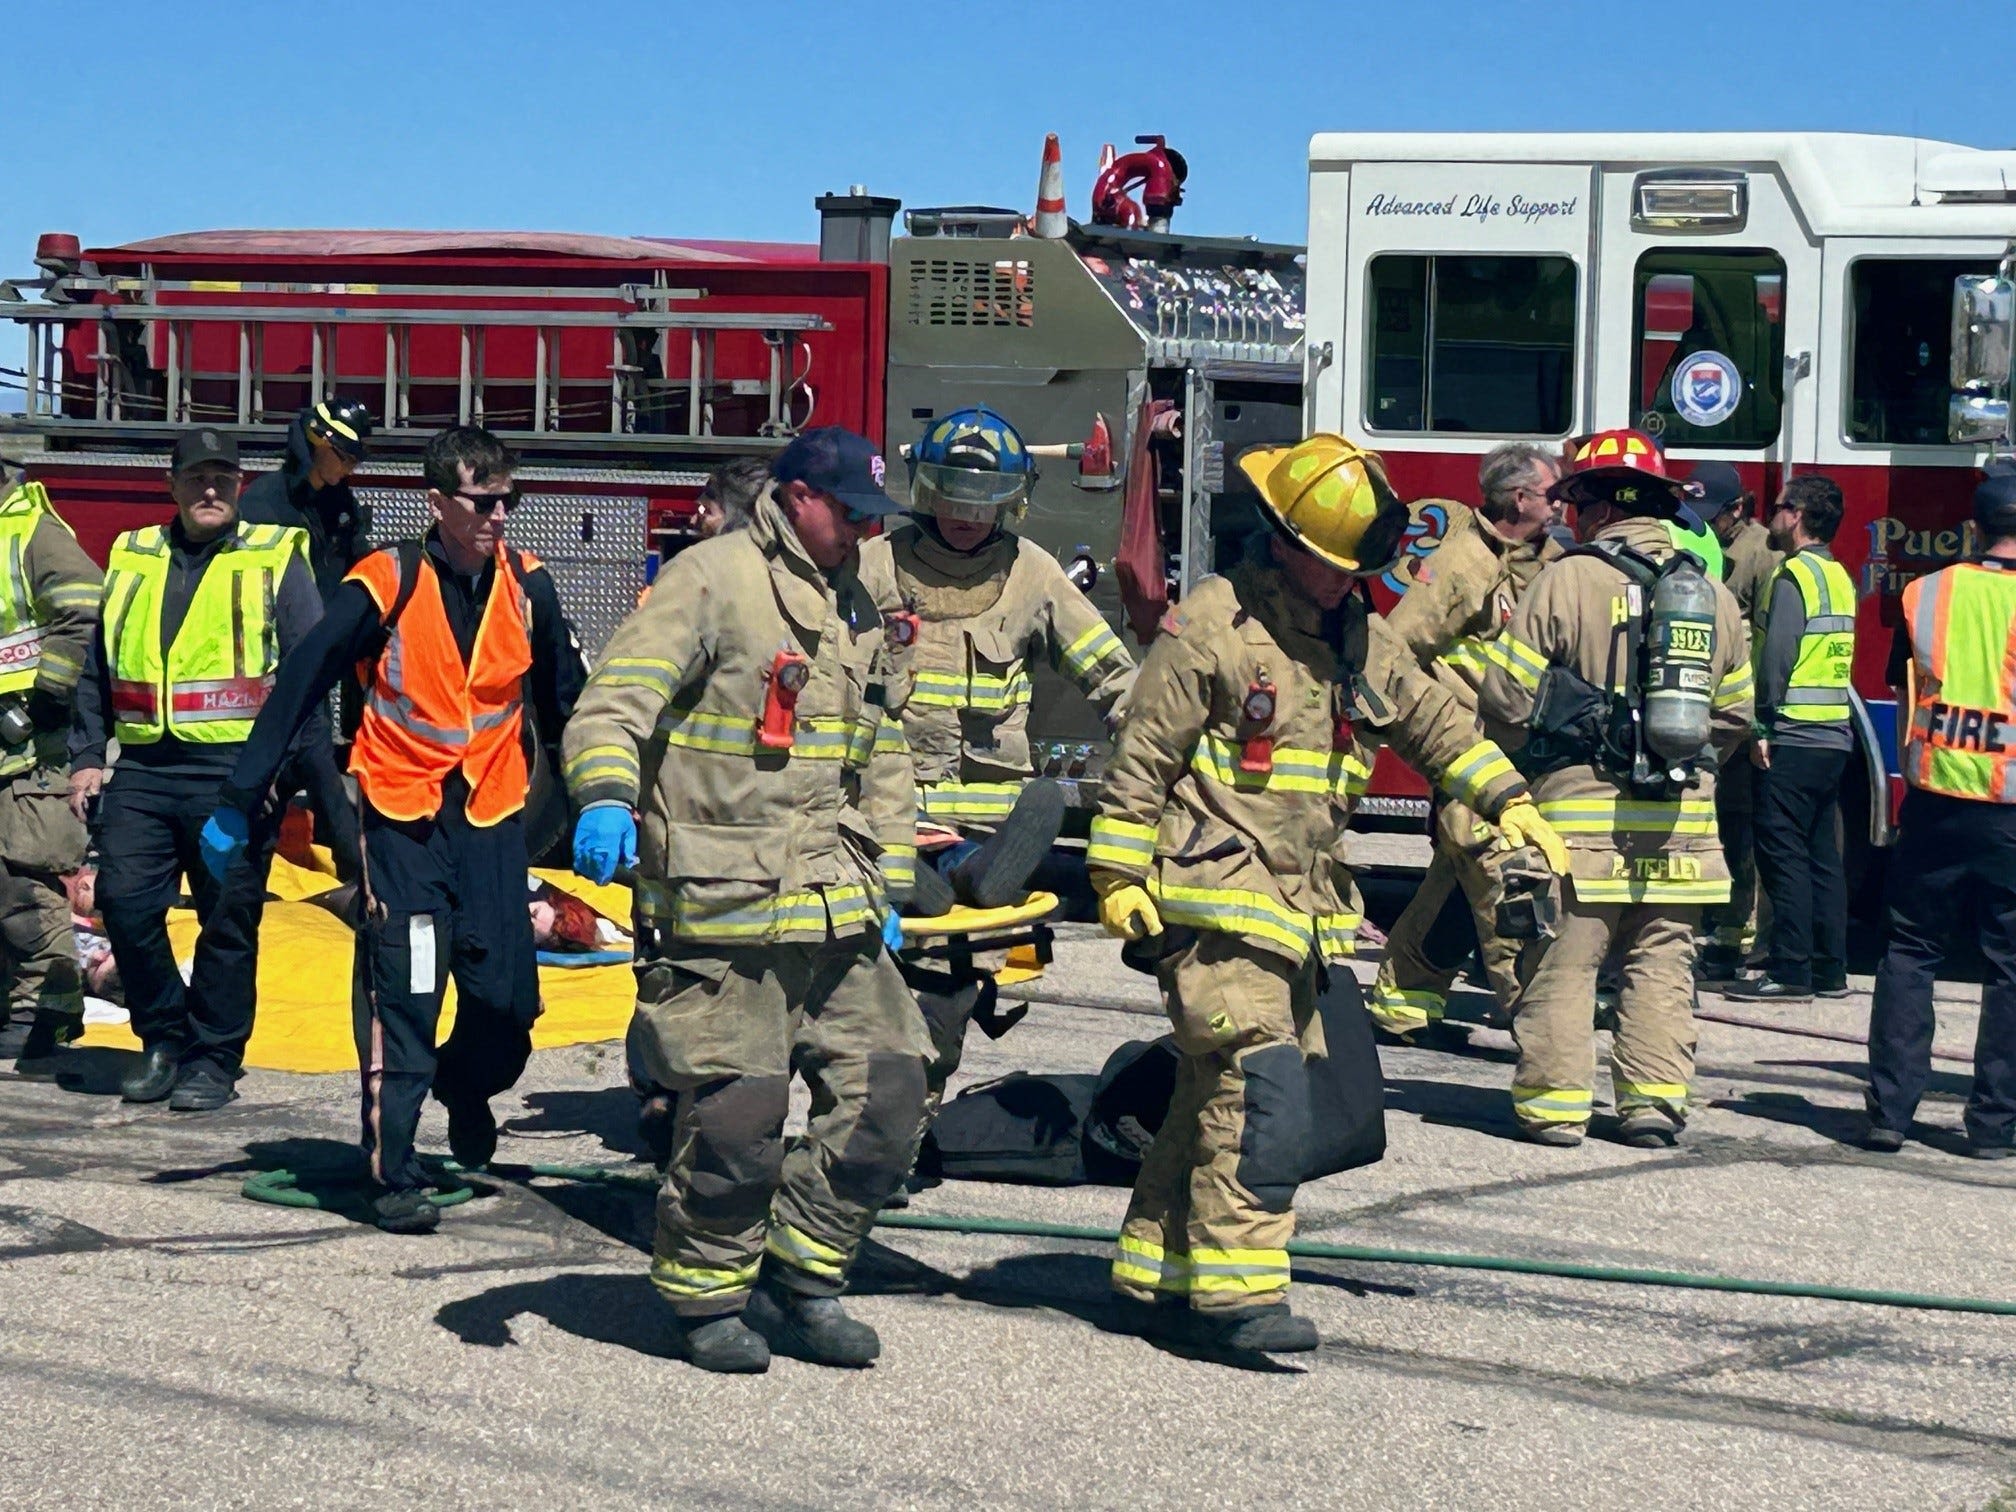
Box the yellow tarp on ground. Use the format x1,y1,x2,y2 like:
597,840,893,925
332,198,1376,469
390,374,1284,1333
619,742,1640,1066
77,862,640,1074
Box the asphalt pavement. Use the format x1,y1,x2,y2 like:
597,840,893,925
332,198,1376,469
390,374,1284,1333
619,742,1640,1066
2,924,2014,1511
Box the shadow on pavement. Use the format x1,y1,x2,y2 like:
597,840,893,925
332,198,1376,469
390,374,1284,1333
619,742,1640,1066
1383,1076,1526,1142
7,1045,141,1098
435,1270,682,1358
509,1087,650,1161
1710,1090,1870,1148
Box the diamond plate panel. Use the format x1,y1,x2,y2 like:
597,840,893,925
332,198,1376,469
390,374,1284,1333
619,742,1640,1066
355,488,648,660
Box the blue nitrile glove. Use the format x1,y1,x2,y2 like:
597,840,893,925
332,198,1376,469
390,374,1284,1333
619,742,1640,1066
881,909,905,954
199,807,251,880
571,804,637,886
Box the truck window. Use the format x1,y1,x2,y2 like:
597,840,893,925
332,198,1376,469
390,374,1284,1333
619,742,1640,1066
1631,249,1786,448
1847,258,1996,445
1365,254,1576,435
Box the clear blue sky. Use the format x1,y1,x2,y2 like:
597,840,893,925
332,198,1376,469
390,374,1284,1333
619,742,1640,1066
1,0,2002,258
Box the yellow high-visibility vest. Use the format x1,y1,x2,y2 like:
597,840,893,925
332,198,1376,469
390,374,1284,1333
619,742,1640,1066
1769,548,1856,725
102,521,305,745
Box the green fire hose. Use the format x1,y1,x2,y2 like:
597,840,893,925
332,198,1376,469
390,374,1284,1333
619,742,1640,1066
241,1159,2016,1318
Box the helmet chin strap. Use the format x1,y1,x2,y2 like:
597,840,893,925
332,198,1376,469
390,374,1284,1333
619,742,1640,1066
915,512,1002,554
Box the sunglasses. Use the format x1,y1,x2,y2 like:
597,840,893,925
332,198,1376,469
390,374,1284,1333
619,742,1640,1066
452,488,521,516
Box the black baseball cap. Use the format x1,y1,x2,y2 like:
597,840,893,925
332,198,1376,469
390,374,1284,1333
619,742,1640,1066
170,427,240,474
1975,470,2016,535
1685,461,1748,518
772,427,902,518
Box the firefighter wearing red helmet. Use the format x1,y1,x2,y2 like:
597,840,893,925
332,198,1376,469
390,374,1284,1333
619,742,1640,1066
1477,429,1755,1148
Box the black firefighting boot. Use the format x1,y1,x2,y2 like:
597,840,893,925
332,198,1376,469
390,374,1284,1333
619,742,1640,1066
744,1275,881,1367
905,857,957,919
947,779,1066,910
1181,1303,1320,1354
673,1313,772,1374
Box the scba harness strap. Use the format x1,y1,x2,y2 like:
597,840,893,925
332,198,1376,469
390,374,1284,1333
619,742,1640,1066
1516,542,1714,798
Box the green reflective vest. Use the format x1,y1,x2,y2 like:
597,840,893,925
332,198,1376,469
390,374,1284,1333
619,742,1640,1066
102,521,305,746
0,483,59,702
1770,548,1856,725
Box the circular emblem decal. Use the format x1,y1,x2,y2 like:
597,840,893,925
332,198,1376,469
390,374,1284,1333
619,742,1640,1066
1671,351,1743,428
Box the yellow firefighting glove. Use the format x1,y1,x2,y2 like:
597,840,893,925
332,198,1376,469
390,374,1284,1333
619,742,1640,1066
1495,796,1571,876
1093,873,1163,941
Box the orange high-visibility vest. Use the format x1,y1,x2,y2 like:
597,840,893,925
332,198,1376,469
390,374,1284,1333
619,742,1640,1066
1901,560,2016,804
347,544,537,825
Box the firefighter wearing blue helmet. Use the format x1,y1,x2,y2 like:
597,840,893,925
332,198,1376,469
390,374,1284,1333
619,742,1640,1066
860,406,1136,916
857,406,1137,1110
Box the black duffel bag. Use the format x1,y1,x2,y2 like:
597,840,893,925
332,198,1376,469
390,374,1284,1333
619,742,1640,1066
928,966,1387,1187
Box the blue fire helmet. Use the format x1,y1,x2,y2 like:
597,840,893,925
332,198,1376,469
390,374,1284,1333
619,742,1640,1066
908,406,1036,524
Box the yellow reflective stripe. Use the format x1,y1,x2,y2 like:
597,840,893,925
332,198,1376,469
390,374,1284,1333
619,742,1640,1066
1367,984,1446,1030
765,1220,848,1279
1569,876,1732,904
648,1254,761,1300
42,583,101,610
880,848,916,891
845,717,876,766
1061,620,1126,678
1485,635,1548,689
919,781,1021,823
597,656,681,699
1150,880,1314,957
874,714,907,755
1192,733,1363,799
1188,1245,1291,1296
564,744,639,789
1615,1080,1689,1109
1440,637,1490,678
1512,1085,1592,1123
657,710,853,757
36,645,81,678
1535,797,1718,835
1087,815,1157,869
638,881,876,938
1442,741,1517,808
1316,911,1361,959
1714,662,1754,709
1113,1233,1188,1293
909,668,1031,712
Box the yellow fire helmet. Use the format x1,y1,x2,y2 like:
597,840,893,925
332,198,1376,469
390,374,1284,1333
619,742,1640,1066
1234,434,1409,575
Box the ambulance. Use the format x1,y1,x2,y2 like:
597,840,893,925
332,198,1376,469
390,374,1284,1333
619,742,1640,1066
1302,131,2016,894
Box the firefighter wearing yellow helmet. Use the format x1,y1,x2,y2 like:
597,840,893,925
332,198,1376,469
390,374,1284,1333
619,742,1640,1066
1476,428,1755,1149
1088,433,1567,1353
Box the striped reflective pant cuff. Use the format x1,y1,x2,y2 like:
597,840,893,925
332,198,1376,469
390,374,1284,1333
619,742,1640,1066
1367,985,1447,1034
1614,1080,1689,1117
1511,1084,1593,1128
764,1219,851,1287
1111,1234,1291,1302
649,1253,763,1315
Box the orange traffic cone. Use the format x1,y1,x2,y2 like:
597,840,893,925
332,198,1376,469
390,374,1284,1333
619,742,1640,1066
1032,133,1068,239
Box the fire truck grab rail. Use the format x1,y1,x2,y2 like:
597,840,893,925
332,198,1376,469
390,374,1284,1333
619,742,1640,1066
0,298,832,442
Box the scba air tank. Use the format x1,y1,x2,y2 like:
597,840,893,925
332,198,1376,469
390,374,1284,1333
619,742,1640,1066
1643,558,1718,767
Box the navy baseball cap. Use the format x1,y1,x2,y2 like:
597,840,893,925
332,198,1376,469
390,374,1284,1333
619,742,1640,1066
1685,460,1747,517
1975,470,2016,534
772,427,902,518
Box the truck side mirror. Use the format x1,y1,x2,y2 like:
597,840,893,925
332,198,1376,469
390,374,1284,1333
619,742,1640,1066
1950,274,2013,391
1949,392,2011,444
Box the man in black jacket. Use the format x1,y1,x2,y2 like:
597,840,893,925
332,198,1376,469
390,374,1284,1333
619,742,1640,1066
238,400,375,880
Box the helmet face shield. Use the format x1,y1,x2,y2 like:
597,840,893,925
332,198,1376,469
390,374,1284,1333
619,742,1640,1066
910,459,1032,524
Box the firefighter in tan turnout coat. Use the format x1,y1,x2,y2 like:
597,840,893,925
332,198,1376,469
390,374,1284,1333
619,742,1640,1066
1477,431,1754,1150
1088,434,1570,1355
